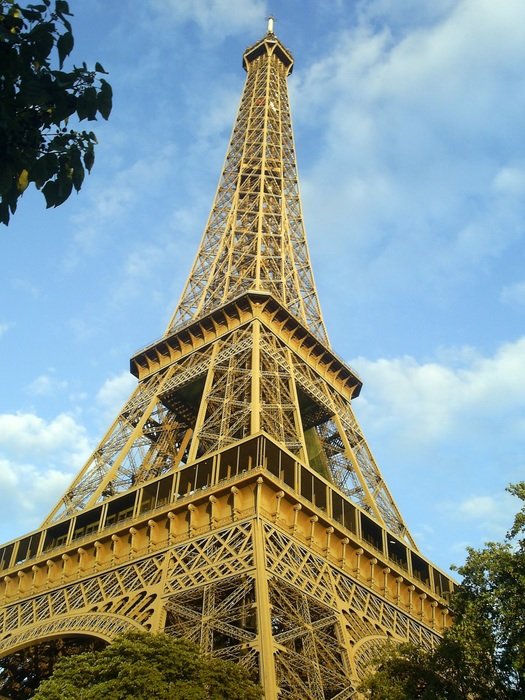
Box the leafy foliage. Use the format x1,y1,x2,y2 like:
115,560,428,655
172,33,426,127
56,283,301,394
32,631,262,700
360,482,525,699
0,638,105,699
357,639,474,700
0,0,112,225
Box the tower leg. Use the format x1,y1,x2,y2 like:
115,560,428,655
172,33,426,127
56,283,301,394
253,512,278,699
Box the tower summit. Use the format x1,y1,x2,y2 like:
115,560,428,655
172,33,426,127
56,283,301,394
0,24,454,699
167,19,321,341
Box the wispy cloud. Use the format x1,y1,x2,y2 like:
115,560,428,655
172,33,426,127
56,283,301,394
501,280,525,306
295,0,525,302
439,489,520,558
0,323,10,338
149,0,267,38
96,372,136,418
63,144,179,270
26,372,68,397
352,336,525,444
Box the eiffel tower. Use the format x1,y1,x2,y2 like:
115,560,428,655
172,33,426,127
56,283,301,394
0,20,454,699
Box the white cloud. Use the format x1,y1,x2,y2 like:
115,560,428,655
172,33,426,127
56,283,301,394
356,0,458,31
0,458,72,516
26,372,68,397
0,412,91,464
96,372,136,416
0,455,76,538
351,336,525,444
0,413,93,537
0,323,10,338
458,494,505,520
295,0,525,296
149,0,267,37
501,280,525,306
493,165,525,197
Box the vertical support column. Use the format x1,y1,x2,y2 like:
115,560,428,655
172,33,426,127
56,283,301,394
188,344,219,462
285,347,308,461
254,478,278,700
149,549,174,634
200,584,216,653
251,320,261,434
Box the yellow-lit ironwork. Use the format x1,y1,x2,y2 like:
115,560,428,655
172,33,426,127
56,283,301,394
0,25,454,699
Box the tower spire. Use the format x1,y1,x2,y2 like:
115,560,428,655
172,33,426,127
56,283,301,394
166,25,328,344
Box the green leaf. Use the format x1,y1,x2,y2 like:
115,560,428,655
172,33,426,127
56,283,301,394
77,86,98,121
0,200,11,227
54,175,73,205
30,24,55,63
32,632,261,700
42,179,58,208
16,76,52,106
55,0,71,15
56,30,73,68
67,145,84,192
50,69,76,88
20,8,44,21
0,0,113,224
52,91,77,121
71,163,84,192
84,145,94,173
32,153,58,187
0,164,15,196
97,79,112,120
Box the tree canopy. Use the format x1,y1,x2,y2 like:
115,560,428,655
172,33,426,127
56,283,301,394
32,631,262,700
0,0,112,225
0,638,104,699
360,482,525,699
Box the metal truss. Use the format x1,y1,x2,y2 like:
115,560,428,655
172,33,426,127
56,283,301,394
0,24,452,700
42,315,414,544
166,30,328,344
1,468,450,698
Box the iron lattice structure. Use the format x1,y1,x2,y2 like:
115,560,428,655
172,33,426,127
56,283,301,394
0,25,454,699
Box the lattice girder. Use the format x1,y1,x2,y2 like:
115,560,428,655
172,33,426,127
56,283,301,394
42,293,413,547
167,31,327,343
41,310,409,546
1,459,452,698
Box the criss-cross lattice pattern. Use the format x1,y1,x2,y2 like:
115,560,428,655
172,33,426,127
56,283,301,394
263,523,439,651
167,35,328,343
158,520,441,699
164,577,259,674
164,522,254,594
44,317,413,543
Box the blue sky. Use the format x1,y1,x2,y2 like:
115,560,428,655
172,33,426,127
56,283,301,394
1,0,525,575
